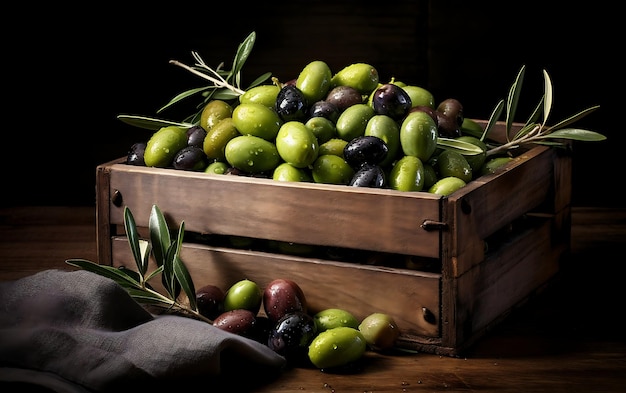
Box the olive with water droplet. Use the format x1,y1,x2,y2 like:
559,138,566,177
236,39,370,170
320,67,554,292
268,311,317,365
313,308,360,333
349,164,386,188
275,121,319,168
172,146,209,171
343,135,388,169
224,135,280,174
275,85,308,122
371,83,412,120
308,326,367,369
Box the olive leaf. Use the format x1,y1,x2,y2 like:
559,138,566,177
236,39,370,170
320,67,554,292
482,65,606,157
437,137,484,155
116,115,193,132
66,205,211,324
118,31,271,131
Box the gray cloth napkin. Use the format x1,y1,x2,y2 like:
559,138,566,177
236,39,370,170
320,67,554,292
0,269,286,392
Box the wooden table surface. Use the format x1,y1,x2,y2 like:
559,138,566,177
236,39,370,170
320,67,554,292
1,206,625,392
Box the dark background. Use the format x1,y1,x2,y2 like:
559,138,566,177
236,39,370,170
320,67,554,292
3,1,620,207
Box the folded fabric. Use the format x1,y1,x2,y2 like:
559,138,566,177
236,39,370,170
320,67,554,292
0,269,286,392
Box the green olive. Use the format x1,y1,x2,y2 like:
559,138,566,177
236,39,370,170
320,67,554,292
358,312,400,351
295,60,333,104
313,308,360,333
389,155,425,192
203,117,240,162
275,121,319,168
423,162,438,190
224,135,280,174
318,138,348,157
305,116,336,145
272,162,312,182
456,135,487,174
200,100,233,132
436,150,473,183
401,85,435,109
143,125,189,168
308,326,367,369
364,114,400,168
331,63,380,95
336,104,375,141
223,279,262,314
232,102,282,141
204,161,229,175
311,154,354,185
479,156,514,176
239,84,281,108
400,111,438,161
428,176,467,196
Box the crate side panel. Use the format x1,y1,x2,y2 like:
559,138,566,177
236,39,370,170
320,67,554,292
448,146,562,277
107,164,442,257
111,237,441,339
450,216,567,349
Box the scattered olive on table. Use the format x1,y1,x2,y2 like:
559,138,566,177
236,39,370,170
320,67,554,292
205,277,402,370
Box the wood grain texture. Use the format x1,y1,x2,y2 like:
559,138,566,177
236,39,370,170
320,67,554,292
0,206,625,391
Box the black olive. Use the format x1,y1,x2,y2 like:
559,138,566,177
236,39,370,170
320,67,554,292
275,85,308,122
343,135,389,168
172,146,209,171
268,311,317,365
126,142,147,166
186,125,207,148
349,164,386,188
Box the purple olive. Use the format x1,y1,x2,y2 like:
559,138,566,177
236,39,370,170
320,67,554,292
263,278,307,324
213,309,258,338
196,284,225,320
371,83,412,120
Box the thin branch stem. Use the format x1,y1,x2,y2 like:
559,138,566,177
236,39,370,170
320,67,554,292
169,60,245,96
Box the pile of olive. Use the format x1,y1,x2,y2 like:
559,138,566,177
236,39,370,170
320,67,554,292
196,277,400,370
127,60,512,196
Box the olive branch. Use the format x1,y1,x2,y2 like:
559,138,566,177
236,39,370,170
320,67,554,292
472,65,606,157
66,205,213,324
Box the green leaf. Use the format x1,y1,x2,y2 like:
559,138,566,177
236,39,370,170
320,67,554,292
246,72,273,89
547,105,600,132
157,86,211,113
212,89,243,101
145,265,164,282
65,259,141,289
481,99,505,142
513,122,540,140
162,241,179,298
149,205,171,268
124,206,146,277
437,138,484,155
536,128,607,141
232,32,256,84
506,65,525,140
117,115,193,131
126,287,173,306
542,69,553,125
172,221,197,311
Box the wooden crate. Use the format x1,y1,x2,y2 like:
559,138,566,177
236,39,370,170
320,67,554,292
95,121,572,357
